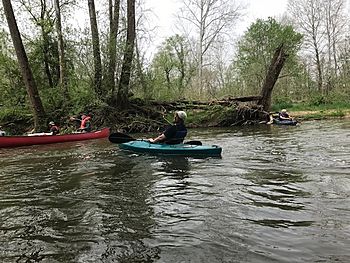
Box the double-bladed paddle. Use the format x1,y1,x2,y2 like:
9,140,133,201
108,132,139,144
108,132,202,145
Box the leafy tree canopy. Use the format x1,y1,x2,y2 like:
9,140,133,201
233,17,303,93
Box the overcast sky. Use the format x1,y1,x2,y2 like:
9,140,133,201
71,0,289,59
146,0,288,46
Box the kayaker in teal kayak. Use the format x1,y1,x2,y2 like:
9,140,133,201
149,111,188,144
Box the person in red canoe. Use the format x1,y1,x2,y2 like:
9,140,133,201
0,125,6,136
70,114,92,133
148,111,187,144
49,121,60,135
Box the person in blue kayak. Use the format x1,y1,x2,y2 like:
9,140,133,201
49,121,60,135
149,111,187,144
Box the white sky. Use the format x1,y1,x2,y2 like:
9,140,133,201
146,0,288,48
70,0,289,59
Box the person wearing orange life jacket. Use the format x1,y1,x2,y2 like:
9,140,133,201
48,121,60,135
77,114,92,132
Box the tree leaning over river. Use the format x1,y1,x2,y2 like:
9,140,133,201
258,45,288,111
2,0,46,131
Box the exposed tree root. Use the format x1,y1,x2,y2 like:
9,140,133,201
91,97,269,134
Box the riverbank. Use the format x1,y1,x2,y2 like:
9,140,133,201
272,101,350,121
291,109,350,120
0,103,349,135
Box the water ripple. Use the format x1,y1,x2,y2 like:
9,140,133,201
1,121,350,262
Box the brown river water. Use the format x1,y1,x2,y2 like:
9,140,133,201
0,119,349,262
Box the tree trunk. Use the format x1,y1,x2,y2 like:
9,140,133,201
258,44,288,111
107,0,120,94
134,39,147,96
42,30,54,89
39,1,54,89
54,0,69,99
2,0,46,130
88,0,102,98
313,37,323,93
116,0,135,109
198,5,204,96
177,43,185,92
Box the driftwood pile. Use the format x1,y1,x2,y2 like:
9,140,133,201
92,95,269,133
145,95,262,110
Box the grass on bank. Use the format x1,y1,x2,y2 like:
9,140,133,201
271,100,349,120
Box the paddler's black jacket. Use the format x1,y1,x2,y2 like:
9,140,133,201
163,123,187,144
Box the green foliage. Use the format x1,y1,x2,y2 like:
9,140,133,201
68,83,96,114
27,35,60,90
231,17,303,95
274,100,349,112
299,110,346,120
308,95,329,106
300,113,326,120
306,90,350,107
327,90,350,104
149,34,196,100
329,109,346,118
0,107,31,123
271,98,294,112
0,30,27,107
185,106,235,126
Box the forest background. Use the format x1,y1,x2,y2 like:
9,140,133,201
0,0,349,133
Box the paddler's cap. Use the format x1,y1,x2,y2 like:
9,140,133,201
176,111,187,120
49,121,55,125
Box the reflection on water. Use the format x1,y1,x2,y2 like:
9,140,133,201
0,120,349,262
157,156,191,178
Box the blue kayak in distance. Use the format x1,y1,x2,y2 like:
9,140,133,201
119,140,222,157
273,118,298,126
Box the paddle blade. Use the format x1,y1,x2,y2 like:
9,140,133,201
184,140,202,146
109,133,135,144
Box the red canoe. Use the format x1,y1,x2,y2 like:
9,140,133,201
0,128,110,148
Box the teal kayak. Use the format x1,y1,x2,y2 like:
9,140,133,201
119,140,222,157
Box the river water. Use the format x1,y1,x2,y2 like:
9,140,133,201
0,120,349,263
